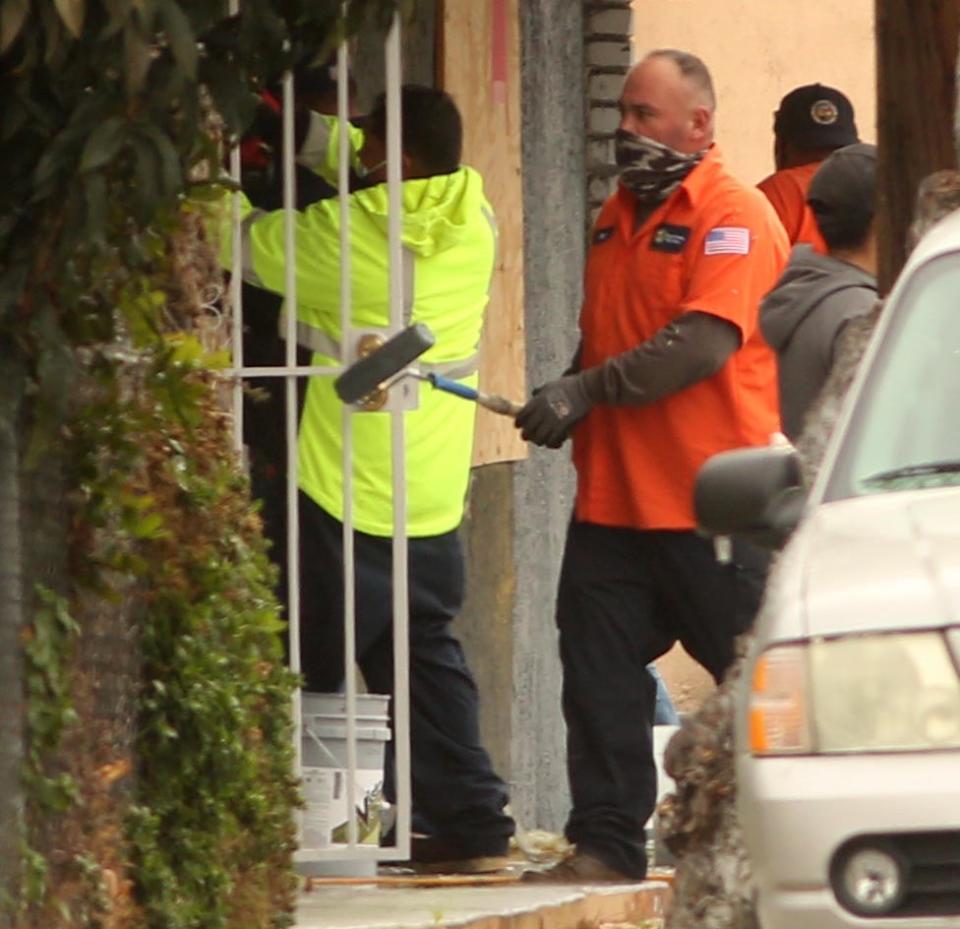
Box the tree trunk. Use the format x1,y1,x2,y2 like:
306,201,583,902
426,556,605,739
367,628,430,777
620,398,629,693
876,0,960,292
659,646,758,929
0,346,25,910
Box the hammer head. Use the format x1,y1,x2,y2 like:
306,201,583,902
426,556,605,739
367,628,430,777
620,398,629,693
334,323,435,404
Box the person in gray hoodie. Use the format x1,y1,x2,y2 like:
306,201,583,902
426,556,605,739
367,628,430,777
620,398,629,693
761,142,878,440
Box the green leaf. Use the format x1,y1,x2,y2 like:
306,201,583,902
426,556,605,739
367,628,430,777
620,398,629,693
40,1,64,67
0,0,29,54
101,0,133,38
131,134,158,222
122,491,157,511
254,610,286,634
131,0,160,30
138,123,181,195
32,141,66,195
167,333,203,365
79,116,127,172
132,512,168,539
124,19,152,97
160,0,197,79
202,348,230,370
144,55,188,120
53,0,85,39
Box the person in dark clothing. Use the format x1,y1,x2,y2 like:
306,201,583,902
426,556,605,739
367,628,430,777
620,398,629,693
761,142,878,441
240,62,360,591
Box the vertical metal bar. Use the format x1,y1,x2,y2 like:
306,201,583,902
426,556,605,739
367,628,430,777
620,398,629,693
384,12,411,858
280,66,305,803
228,0,243,454
337,37,359,849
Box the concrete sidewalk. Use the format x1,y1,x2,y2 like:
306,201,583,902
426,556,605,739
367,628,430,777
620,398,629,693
295,877,672,929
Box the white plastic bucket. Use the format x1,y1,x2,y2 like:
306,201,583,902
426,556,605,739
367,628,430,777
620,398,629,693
302,691,392,731
299,692,391,853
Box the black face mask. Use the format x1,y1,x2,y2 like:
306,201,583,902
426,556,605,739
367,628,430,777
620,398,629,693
615,129,706,205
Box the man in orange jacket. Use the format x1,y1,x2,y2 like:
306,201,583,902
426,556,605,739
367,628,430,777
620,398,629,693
758,83,860,253
515,49,788,883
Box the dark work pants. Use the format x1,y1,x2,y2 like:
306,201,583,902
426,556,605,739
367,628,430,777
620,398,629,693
556,521,767,877
297,493,514,854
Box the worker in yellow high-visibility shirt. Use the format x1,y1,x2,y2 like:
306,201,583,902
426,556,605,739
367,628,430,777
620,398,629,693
211,84,515,872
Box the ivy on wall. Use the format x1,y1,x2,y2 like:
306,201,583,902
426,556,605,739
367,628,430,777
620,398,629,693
1,1,411,926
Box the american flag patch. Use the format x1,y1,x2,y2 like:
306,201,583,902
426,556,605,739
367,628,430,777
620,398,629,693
705,227,751,255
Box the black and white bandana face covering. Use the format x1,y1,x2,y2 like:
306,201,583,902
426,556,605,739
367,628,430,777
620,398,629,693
614,128,706,205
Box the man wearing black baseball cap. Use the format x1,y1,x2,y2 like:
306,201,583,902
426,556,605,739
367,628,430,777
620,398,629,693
760,143,878,440
758,84,860,252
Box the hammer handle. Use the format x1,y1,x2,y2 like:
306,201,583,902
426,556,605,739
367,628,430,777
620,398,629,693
477,391,523,417
427,374,522,418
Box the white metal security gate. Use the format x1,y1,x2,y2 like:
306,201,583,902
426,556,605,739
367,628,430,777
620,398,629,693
225,13,412,865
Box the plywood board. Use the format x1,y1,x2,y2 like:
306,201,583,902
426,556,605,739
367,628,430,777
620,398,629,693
441,0,528,466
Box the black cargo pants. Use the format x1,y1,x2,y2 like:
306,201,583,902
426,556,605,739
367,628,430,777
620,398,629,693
556,520,767,877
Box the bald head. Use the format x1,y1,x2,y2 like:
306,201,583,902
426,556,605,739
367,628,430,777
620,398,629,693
619,50,716,154
645,50,716,109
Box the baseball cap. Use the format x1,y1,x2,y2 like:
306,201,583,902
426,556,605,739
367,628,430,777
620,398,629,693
774,83,859,150
807,143,877,242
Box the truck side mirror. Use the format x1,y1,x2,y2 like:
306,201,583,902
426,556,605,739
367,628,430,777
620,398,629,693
695,446,805,549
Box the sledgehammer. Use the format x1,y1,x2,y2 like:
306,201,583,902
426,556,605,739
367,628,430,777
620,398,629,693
334,323,523,417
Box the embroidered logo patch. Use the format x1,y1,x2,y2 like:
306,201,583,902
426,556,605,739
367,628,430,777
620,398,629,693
593,226,615,244
704,227,751,255
651,224,691,253
811,99,839,125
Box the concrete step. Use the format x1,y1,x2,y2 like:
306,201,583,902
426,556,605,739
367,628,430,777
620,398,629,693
296,878,672,929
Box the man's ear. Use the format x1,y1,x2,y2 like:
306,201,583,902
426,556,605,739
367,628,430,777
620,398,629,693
401,151,416,179
690,105,712,145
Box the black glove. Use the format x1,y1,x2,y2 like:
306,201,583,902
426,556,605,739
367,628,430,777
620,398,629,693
515,373,595,448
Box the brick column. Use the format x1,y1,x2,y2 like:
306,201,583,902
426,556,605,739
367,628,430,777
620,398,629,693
584,1,633,226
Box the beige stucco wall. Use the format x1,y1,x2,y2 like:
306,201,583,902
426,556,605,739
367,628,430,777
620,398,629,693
633,0,876,713
632,0,876,186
